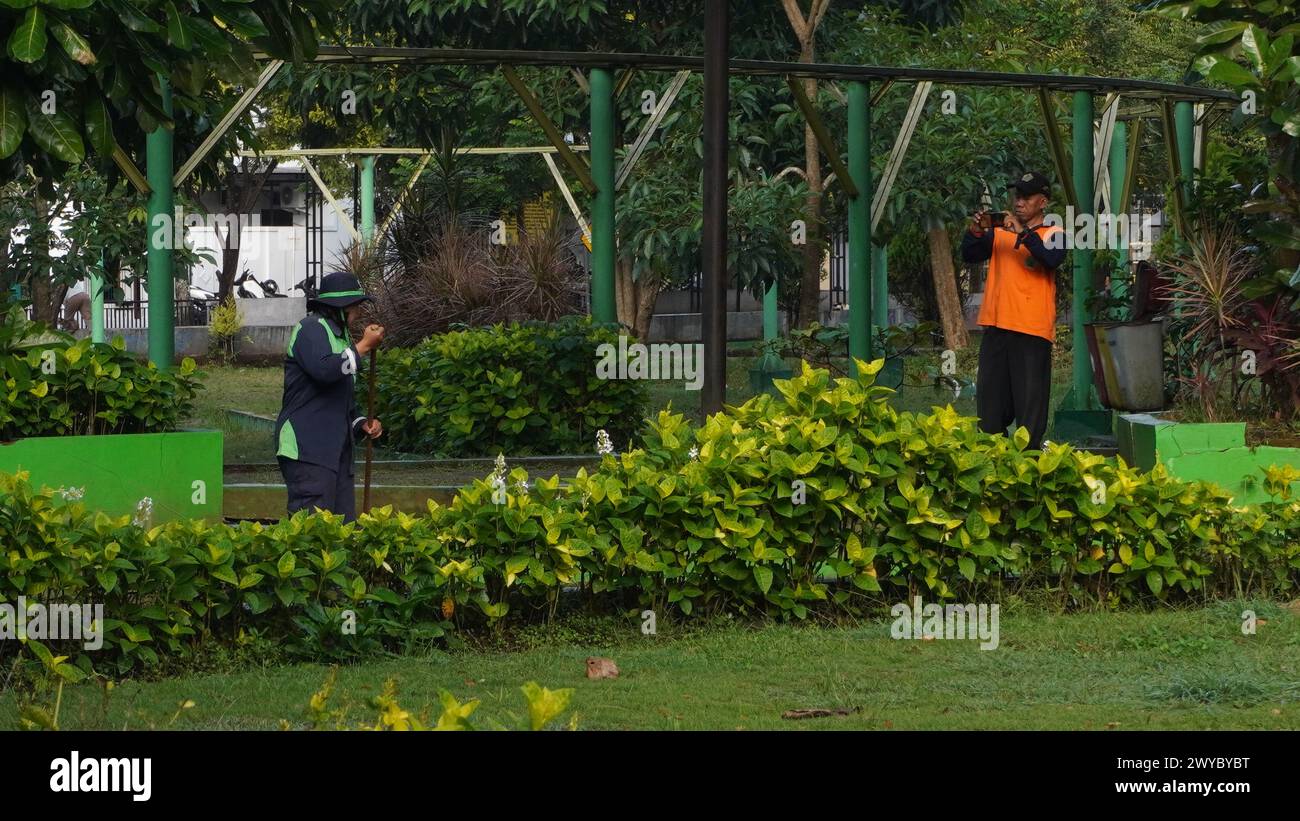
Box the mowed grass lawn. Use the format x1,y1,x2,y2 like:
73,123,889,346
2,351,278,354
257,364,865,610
184,363,285,464
13,602,1300,730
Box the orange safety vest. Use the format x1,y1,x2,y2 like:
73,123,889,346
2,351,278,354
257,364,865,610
976,224,1062,343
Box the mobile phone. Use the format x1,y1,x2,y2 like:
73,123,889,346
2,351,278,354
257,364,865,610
986,212,1007,230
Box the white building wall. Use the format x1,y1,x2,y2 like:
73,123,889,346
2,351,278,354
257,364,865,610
186,197,353,297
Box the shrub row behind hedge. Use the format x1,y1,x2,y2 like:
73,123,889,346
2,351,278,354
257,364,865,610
365,316,648,457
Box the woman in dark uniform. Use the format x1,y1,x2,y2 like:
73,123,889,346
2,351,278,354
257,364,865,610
273,271,384,522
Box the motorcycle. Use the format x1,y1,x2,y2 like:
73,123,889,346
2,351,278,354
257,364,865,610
293,275,319,300
233,269,287,298
184,284,218,326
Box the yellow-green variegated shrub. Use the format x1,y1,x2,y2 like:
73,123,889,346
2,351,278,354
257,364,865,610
6,359,1300,678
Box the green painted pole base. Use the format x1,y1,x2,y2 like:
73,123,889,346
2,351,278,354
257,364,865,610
749,353,793,396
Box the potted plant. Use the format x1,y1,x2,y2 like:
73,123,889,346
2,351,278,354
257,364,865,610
1083,249,1167,413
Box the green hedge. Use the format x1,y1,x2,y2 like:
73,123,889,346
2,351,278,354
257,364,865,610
1,327,203,439
6,359,1300,680
366,317,648,457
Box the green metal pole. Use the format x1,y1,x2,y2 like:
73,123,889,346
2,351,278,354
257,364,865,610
360,155,376,246
1174,101,1195,212
146,76,174,370
871,243,888,335
763,284,778,341
1110,120,1129,311
91,252,105,343
1173,101,1196,249
847,81,871,367
590,67,617,324
1070,91,1094,410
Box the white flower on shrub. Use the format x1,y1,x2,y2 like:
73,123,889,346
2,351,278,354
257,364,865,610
489,453,509,489
58,486,85,501
688,446,699,460
514,478,530,495
596,429,614,455
133,496,154,527
486,453,511,504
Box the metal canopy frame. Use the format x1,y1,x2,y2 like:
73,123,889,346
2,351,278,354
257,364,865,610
235,144,594,248
787,76,859,198
250,46,1237,105
139,42,1232,422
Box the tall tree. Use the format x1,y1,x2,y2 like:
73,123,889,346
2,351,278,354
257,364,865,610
781,0,835,328
1,165,159,322
210,156,279,301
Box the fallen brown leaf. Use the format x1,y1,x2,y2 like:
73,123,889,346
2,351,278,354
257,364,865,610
585,657,620,679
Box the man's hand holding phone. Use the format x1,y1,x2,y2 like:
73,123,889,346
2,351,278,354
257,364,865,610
970,210,1006,237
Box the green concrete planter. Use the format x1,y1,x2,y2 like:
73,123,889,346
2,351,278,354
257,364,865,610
878,357,904,391
748,353,794,396
1053,409,1114,444
0,431,223,522
1115,414,1300,505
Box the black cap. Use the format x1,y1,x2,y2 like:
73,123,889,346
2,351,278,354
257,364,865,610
1007,171,1051,197
308,271,372,310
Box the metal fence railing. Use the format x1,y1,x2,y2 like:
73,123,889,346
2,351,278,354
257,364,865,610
27,299,216,331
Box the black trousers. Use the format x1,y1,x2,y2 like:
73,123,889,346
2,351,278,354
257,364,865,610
279,446,356,523
976,326,1053,450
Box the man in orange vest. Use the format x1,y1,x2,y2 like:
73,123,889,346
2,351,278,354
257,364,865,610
961,171,1066,450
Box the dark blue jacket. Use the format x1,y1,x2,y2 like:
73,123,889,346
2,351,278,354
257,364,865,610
960,223,1067,269
274,311,367,471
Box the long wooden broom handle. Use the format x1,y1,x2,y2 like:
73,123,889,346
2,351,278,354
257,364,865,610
363,347,377,513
